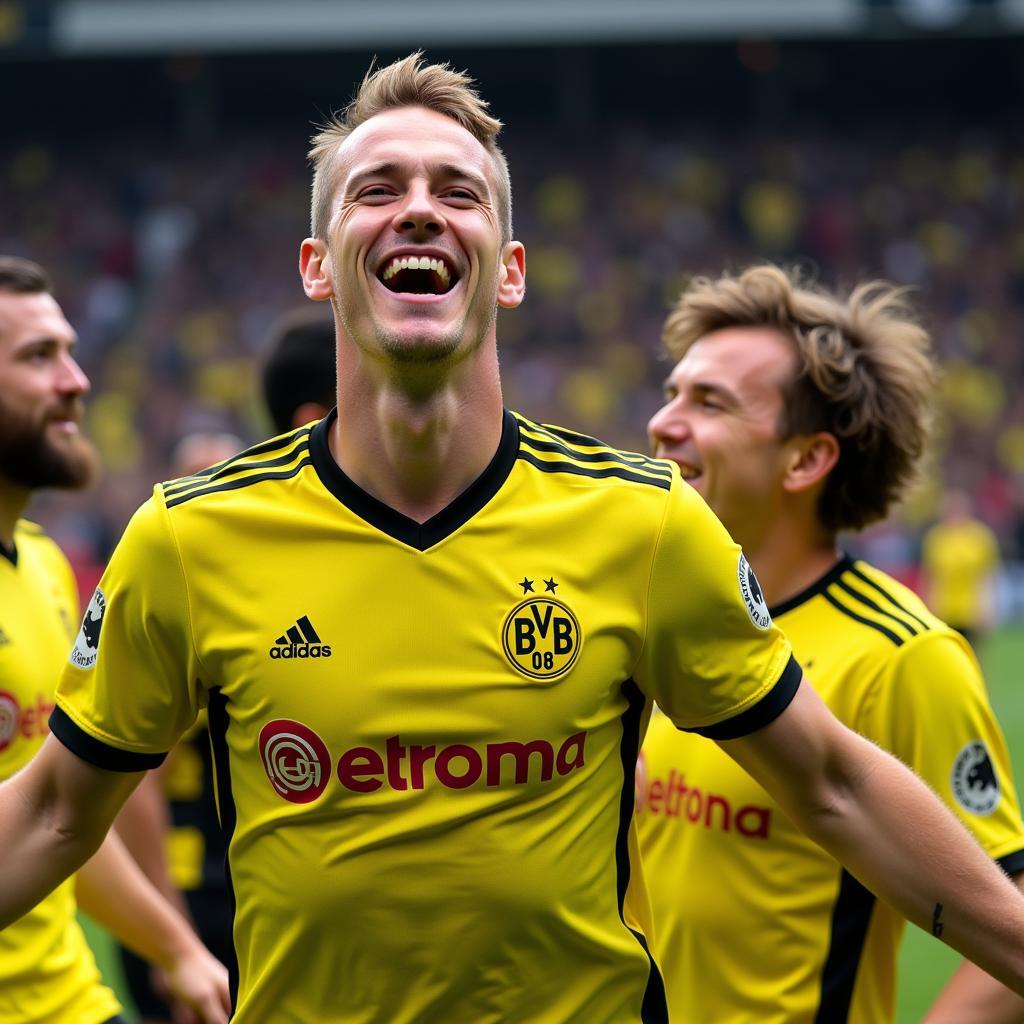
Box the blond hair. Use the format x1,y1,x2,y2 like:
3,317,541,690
663,265,936,533
308,52,512,244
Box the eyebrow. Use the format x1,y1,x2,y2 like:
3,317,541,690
347,161,490,196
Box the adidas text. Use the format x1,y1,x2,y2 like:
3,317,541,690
270,643,333,660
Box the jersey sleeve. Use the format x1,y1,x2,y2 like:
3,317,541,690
51,491,206,771
633,478,800,738
863,631,1024,872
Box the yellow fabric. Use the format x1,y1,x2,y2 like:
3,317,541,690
0,522,121,1024
922,518,999,628
636,558,1024,1024
56,415,793,1023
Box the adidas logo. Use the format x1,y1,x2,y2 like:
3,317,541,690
270,615,332,660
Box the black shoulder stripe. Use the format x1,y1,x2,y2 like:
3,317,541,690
519,418,665,471
847,565,930,632
517,450,671,490
834,578,919,638
165,457,313,508
519,430,672,479
163,440,310,499
823,589,904,646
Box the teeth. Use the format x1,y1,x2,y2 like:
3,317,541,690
380,255,452,287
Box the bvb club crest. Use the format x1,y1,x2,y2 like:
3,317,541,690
502,583,582,681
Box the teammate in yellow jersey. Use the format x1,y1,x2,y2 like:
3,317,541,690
2,58,1024,1024
0,257,231,1024
639,264,1024,1024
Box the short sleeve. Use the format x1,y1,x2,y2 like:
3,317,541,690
51,492,205,771
863,631,1024,869
633,479,799,738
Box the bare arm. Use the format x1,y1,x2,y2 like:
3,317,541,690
76,828,229,1024
720,680,1024,995
0,734,141,926
923,871,1024,1024
115,765,190,913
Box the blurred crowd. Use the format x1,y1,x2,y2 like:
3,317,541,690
4,112,1024,613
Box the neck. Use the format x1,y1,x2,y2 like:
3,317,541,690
332,342,504,523
0,476,31,550
741,511,841,609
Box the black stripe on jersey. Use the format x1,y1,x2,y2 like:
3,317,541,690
770,556,853,618
163,438,310,500
48,706,167,771
822,589,904,646
207,687,240,1011
616,679,669,1024
813,869,876,1024
164,457,313,509
517,450,672,491
833,578,921,639
518,421,672,479
847,565,931,632
690,655,802,740
998,849,1024,876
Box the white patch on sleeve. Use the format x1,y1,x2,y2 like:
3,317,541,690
69,587,106,670
951,740,1001,816
738,553,772,631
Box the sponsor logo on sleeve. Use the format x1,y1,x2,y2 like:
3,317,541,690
951,740,1001,816
738,554,771,630
69,588,106,670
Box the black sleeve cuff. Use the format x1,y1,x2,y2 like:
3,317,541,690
997,849,1024,877
686,654,802,741
49,706,167,772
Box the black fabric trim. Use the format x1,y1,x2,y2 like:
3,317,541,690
813,869,876,1024
167,427,313,487
207,687,239,1014
309,407,520,551
48,706,166,772
517,450,672,491
769,555,852,618
164,458,313,509
0,540,16,566
998,849,1024,876
847,564,931,632
834,578,919,638
163,439,310,498
823,589,904,647
689,655,802,740
615,679,669,1024
518,422,672,477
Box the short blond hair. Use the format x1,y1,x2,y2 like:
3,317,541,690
663,265,936,533
308,52,512,244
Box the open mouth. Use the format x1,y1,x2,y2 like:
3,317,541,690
379,255,458,296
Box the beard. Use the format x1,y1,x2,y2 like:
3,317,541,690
0,397,98,491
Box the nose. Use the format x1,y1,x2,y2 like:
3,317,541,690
647,398,689,452
392,181,446,238
56,351,90,397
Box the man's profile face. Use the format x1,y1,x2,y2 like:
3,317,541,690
0,290,97,490
312,105,523,366
647,326,796,548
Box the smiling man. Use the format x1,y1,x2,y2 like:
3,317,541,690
3,59,1024,1024
638,264,1024,1024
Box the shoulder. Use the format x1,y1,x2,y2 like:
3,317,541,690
14,518,70,571
512,413,677,498
157,426,315,513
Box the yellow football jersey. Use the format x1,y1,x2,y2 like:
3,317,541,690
54,411,797,1023
0,521,121,1024
637,555,1024,1024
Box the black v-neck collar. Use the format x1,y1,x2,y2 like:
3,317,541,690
310,408,520,551
769,554,853,618
0,540,16,567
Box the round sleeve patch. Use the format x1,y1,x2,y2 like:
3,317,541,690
951,740,1001,816
738,554,772,630
69,587,106,670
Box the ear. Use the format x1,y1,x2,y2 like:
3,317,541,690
300,239,334,301
782,432,840,495
496,242,526,309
